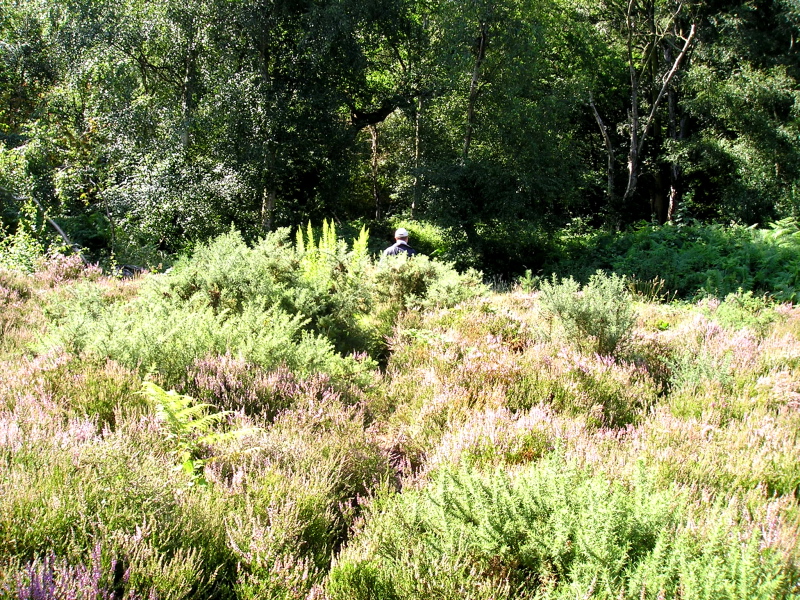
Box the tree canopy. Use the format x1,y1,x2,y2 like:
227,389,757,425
1,0,799,272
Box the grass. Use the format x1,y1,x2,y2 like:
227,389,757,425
0,249,799,599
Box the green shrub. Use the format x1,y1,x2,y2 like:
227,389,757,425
705,290,778,337
42,280,373,389
0,268,33,353
329,458,797,599
539,270,635,357
543,220,800,301
0,224,45,273
516,269,540,293
42,225,484,393
162,224,378,357
0,416,238,598
388,219,450,258
508,352,658,428
376,254,486,312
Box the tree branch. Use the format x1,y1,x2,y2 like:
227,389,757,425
637,23,696,155
589,96,615,200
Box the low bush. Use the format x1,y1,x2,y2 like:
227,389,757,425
539,270,636,357
508,350,658,428
328,458,798,600
543,219,800,301
41,224,484,393
0,268,33,352
0,414,238,598
702,290,779,337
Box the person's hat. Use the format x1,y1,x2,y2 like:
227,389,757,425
394,228,409,238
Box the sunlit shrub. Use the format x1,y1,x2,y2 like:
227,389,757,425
539,270,635,357
375,254,486,314
0,268,33,352
328,458,797,600
508,349,658,428
702,289,779,337
544,220,800,301
42,225,483,393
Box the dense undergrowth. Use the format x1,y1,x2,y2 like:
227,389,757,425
542,218,800,302
1,227,799,599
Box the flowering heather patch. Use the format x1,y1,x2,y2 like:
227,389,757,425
181,355,365,419
4,544,142,600
33,253,103,288
0,350,143,430
425,405,584,472
3,257,800,598
638,407,800,496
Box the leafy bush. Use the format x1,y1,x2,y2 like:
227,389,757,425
543,219,800,301
0,225,45,273
388,219,450,258
539,270,635,357
44,286,365,390
328,458,797,600
375,254,486,315
508,351,658,428
0,414,238,599
703,290,779,337
42,224,484,392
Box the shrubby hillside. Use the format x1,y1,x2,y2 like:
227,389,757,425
0,230,799,599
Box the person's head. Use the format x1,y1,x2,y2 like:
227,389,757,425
394,227,409,242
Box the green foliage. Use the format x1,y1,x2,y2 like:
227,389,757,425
545,220,800,302
329,458,796,599
165,225,377,357
539,270,635,357
0,223,45,273
5,247,800,600
377,254,487,312
141,380,249,484
516,269,540,293
705,291,779,337
680,61,800,223
42,225,483,393
508,353,657,428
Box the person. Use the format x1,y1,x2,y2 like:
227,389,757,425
383,228,417,257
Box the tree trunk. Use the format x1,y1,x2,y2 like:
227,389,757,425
622,22,696,203
462,21,488,163
261,186,275,232
412,96,423,218
370,125,381,219
590,97,615,203
623,4,640,202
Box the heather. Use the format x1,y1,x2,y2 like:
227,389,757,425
1,244,799,599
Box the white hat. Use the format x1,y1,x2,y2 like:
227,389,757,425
394,228,409,238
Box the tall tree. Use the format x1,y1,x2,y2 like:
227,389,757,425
583,0,697,223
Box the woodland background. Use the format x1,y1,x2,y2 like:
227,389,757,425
2,0,799,274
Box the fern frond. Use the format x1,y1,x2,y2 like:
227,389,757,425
140,380,230,438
